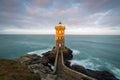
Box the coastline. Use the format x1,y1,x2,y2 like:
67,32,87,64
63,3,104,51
0,47,119,80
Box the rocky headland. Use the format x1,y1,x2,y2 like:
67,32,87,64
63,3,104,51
17,47,119,80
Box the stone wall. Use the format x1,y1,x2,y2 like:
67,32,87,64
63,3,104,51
52,50,59,74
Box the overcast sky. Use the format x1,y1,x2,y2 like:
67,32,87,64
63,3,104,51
0,0,120,34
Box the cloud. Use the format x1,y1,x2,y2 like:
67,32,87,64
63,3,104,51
0,0,120,34
30,0,54,7
0,0,24,12
76,0,120,13
88,10,112,25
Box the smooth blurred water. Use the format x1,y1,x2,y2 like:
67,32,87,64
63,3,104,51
0,35,120,79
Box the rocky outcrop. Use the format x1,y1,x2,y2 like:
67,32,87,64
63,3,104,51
42,50,56,65
18,47,73,79
63,47,73,60
71,64,119,80
18,47,119,80
41,46,73,65
28,63,51,78
18,54,52,79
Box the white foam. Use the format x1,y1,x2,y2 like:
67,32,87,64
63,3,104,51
111,68,120,79
72,49,80,55
105,63,120,79
70,57,120,79
70,59,99,70
48,63,54,70
27,48,51,57
70,59,81,65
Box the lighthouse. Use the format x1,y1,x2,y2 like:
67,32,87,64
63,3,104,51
55,22,65,50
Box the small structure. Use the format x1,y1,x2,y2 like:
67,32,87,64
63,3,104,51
55,22,65,50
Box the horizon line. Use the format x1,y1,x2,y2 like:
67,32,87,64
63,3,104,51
0,33,120,35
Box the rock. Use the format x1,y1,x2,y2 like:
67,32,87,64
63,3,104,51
18,54,52,79
63,47,73,60
18,46,119,80
46,74,57,80
29,64,51,73
28,63,51,78
71,64,87,74
86,69,119,80
64,61,71,68
42,46,73,66
71,64,119,80
18,54,42,65
42,51,56,65
18,54,51,66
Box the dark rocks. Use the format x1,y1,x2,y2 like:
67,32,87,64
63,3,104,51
18,54,52,79
18,46,73,79
28,63,51,78
86,69,119,80
18,54,42,65
71,64,119,80
63,47,73,60
71,64,87,74
64,61,71,68
18,46,119,80
42,46,73,66
42,51,56,65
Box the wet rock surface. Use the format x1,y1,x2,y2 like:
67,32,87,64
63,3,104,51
71,64,119,80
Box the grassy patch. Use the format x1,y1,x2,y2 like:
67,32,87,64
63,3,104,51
0,59,40,80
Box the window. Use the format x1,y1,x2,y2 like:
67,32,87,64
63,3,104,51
59,31,61,34
56,37,58,40
59,44,61,47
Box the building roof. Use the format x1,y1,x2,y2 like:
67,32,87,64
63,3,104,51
55,22,65,30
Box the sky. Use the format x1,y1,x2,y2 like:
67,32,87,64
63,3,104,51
0,0,120,35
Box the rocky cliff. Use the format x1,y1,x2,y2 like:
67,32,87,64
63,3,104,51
18,47,119,80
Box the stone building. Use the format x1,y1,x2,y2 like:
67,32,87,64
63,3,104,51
55,22,65,50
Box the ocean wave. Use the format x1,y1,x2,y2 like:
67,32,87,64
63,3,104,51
72,49,80,55
27,48,51,56
70,58,120,79
106,63,120,79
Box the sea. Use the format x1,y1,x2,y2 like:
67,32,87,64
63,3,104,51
0,35,120,79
